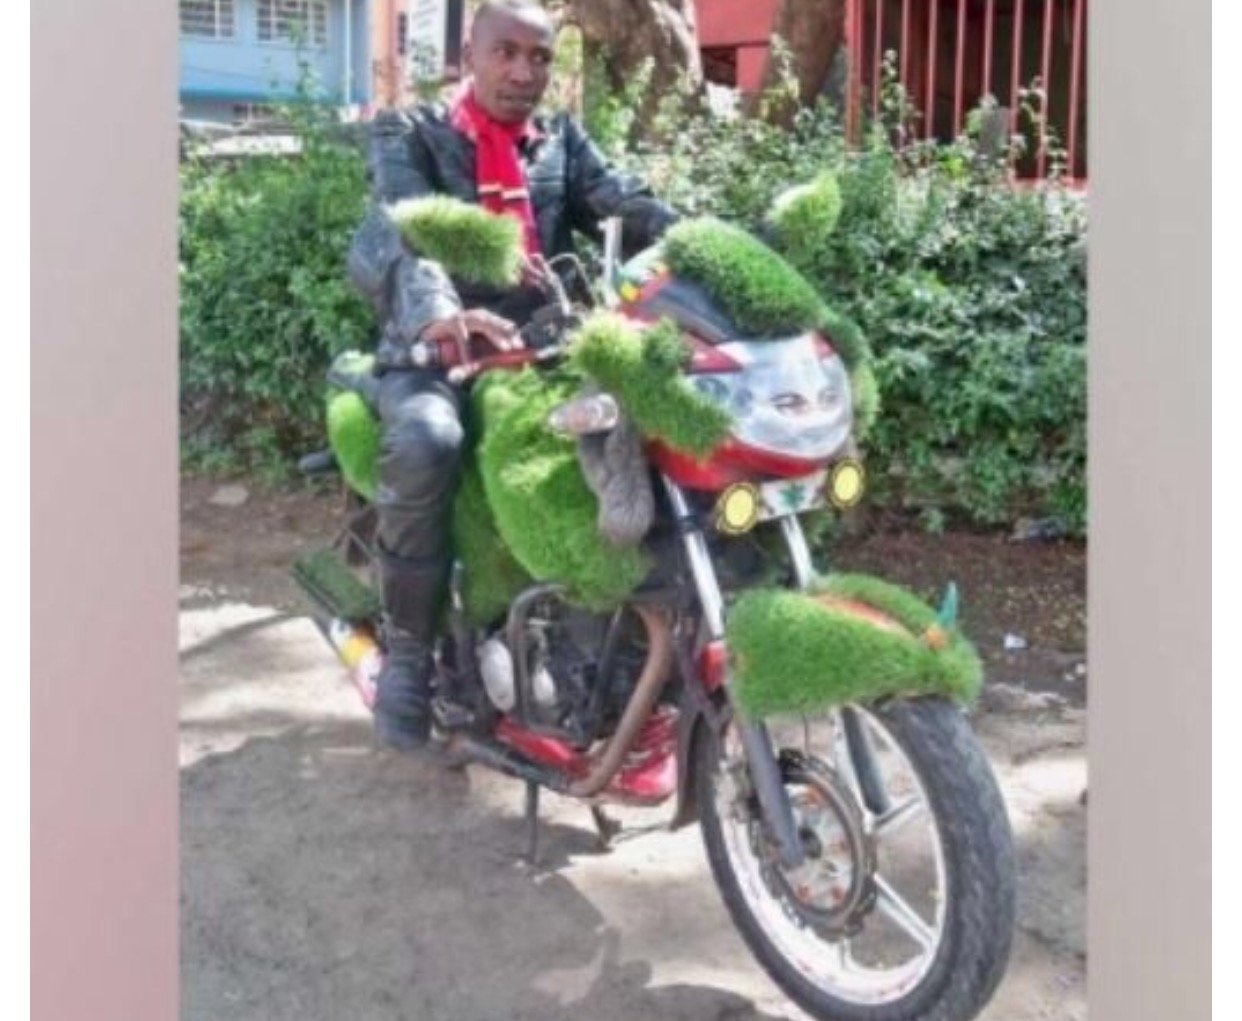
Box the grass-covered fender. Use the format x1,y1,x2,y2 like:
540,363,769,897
725,573,983,719
388,195,523,289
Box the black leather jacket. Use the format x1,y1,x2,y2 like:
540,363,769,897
347,103,677,370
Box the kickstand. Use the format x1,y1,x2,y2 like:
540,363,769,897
589,805,621,850
524,781,541,865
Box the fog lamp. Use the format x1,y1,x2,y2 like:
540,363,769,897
715,483,761,535
828,459,865,509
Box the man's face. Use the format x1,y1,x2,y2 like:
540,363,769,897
465,7,555,123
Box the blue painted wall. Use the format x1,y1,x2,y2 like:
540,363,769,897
180,0,371,120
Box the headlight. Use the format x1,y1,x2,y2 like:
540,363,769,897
690,334,854,461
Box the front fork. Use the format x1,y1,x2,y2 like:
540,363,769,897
664,479,806,868
664,478,887,869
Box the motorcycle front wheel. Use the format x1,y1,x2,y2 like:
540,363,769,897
697,697,1015,1021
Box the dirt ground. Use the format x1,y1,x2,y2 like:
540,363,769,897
180,476,1087,1021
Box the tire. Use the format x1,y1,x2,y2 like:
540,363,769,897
697,697,1015,1021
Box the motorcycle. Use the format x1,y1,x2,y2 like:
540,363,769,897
294,205,1016,1021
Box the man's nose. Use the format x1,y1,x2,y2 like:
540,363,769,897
508,56,536,85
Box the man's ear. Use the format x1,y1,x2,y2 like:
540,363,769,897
462,41,474,75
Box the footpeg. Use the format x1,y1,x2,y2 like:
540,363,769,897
431,695,475,731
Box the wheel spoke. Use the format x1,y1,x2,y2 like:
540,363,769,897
873,795,926,838
835,937,855,972
874,875,936,952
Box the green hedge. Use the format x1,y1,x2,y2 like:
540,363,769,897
180,80,1085,532
179,123,374,471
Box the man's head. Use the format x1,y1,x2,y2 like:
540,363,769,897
464,0,555,123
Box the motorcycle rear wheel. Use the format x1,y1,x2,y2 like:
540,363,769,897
697,697,1015,1021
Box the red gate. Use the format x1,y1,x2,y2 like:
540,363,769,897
843,0,1087,182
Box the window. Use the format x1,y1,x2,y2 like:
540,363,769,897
257,0,329,48
180,0,236,39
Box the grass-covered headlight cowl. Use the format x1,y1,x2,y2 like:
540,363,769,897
689,334,854,462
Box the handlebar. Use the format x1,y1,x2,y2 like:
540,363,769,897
409,303,581,385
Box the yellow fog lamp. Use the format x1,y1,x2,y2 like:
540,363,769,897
827,459,865,509
715,483,761,535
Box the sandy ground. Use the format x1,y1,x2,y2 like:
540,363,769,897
180,478,1086,1021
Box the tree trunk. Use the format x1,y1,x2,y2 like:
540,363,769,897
754,0,849,125
564,0,703,134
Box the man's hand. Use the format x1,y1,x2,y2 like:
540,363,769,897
521,253,558,293
421,309,524,354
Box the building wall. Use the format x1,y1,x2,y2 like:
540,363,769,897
180,0,371,121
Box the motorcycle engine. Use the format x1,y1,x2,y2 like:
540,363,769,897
477,596,647,745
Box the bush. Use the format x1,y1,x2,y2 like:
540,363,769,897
179,98,373,472
610,73,1087,533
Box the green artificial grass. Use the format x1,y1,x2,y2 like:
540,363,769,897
450,457,533,625
472,369,652,609
292,548,383,622
388,195,523,289
768,172,844,269
661,218,826,337
817,304,870,370
570,313,733,458
726,574,983,719
326,390,382,501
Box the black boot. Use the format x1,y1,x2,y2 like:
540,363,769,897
374,625,435,751
373,546,449,752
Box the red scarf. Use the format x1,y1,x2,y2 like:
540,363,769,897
449,84,543,258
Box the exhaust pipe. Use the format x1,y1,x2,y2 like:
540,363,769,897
442,733,570,792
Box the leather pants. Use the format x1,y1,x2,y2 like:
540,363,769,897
373,369,464,640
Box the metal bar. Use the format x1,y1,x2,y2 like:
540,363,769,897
525,781,541,864
662,478,726,639
845,0,860,143
779,515,816,590
873,0,884,118
900,0,911,90
925,0,938,138
983,0,995,95
1068,0,1085,176
843,706,891,816
953,0,967,136
854,0,864,139
1010,0,1026,165
1038,0,1056,177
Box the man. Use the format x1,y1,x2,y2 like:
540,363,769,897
347,0,677,751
